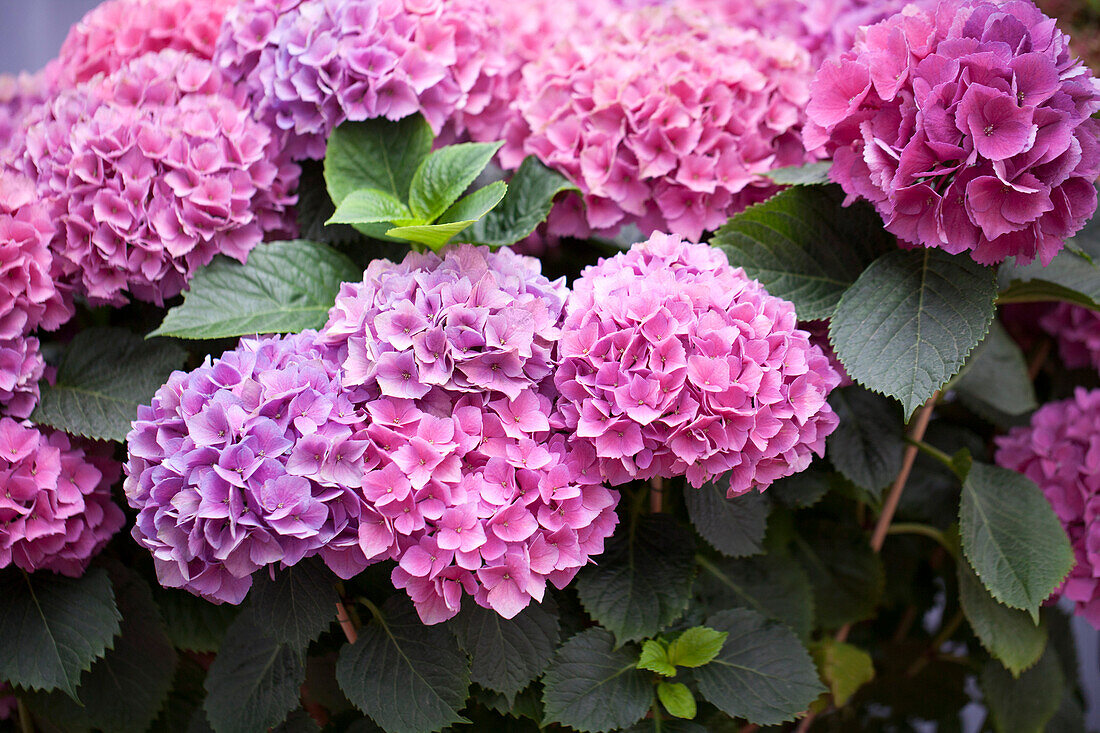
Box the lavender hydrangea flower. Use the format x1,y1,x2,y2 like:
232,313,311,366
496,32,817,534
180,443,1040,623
806,0,1100,265
555,232,841,495
0,418,125,576
996,388,1100,627
1040,303,1100,373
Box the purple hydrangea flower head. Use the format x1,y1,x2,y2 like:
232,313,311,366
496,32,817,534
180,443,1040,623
320,245,620,623
214,0,510,161
996,388,1100,627
1039,304,1100,373
0,336,45,419
501,5,820,241
21,50,299,306
806,0,1100,266
555,232,842,495
0,418,125,576
125,331,380,604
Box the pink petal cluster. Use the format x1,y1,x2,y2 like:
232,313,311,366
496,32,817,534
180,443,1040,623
0,70,50,161
21,50,299,305
802,320,853,388
125,331,379,605
214,0,508,161
320,245,619,623
1039,303,1100,372
0,418,125,576
806,0,1100,265
54,0,236,89
501,5,819,241
996,387,1100,627
0,337,45,419
555,232,841,495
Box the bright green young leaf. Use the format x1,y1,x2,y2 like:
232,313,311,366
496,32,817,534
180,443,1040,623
407,141,503,222
666,627,728,669
336,597,470,733
247,558,338,651
541,628,651,733
829,248,998,418
960,462,1074,620
386,221,479,250
637,640,676,677
575,514,696,644
981,647,1064,733
457,157,579,246
32,327,186,443
438,180,508,225
792,519,884,629
710,185,895,320
763,161,833,186
957,558,1046,676
657,682,697,720
826,387,906,498
695,554,815,641
327,188,414,225
151,241,360,341
0,568,120,698
953,320,1037,420
694,609,825,726
684,476,770,558
325,116,433,205
810,639,874,707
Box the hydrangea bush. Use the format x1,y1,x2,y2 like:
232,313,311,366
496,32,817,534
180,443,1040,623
0,1,1098,732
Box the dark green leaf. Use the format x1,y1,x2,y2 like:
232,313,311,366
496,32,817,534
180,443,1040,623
666,627,728,669
32,328,186,442
155,587,239,653
695,554,814,640
1045,692,1087,733
336,596,470,733
0,568,120,697
541,628,651,733
998,214,1100,310
328,188,413,225
960,463,1074,620
954,320,1037,419
694,609,825,725
249,558,338,651
325,116,433,205
637,640,676,677
684,477,770,558
657,682,696,720
981,647,1064,733
768,469,838,509
792,519,884,628
826,386,905,497
438,181,508,225
407,142,502,222
458,157,579,246
575,514,696,644
273,710,320,733
710,185,895,320
295,160,366,246
763,162,833,186
151,241,360,340
151,657,209,733
958,558,1046,677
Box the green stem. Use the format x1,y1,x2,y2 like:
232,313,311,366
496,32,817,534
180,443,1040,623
17,698,34,733
905,438,954,470
886,523,951,551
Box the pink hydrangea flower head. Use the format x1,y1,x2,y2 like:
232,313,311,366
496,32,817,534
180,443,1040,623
0,419,125,576
1039,303,1100,373
996,388,1100,627
21,50,299,305
54,0,237,89
320,245,620,623
214,0,509,160
0,69,52,161
802,320,852,388
0,336,45,419
125,331,381,604
503,5,820,241
806,0,1100,266
555,232,842,495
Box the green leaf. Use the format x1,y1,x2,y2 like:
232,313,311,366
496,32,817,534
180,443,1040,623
438,181,508,224
248,558,338,651
541,628,651,733
152,241,360,341
953,320,1037,419
327,188,413,225
203,614,305,733
763,161,833,186
637,640,676,677
981,647,1064,733
575,514,696,644
684,477,769,558
695,554,814,640
31,328,186,442
826,387,905,497
657,682,697,720
336,596,470,733
792,519,884,628
325,116,433,205
155,587,239,653
407,141,503,222
768,469,838,509
666,627,728,669
694,609,825,726
959,462,1074,621
0,568,120,697
150,657,208,733
829,248,998,417
710,185,895,320
997,216,1100,310
458,157,579,246
450,596,559,702
957,558,1046,676
810,639,874,707
296,159,367,246
386,221,479,250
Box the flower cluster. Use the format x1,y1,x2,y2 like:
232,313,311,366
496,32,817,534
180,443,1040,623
0,337,45,419
806,0,1100,265
0,418,125,576
22,50,299,305
996,388,1100,627
555,233,841,495
214,0,509,161
125,331,380,605
320,246,618,622
503,5,818,240
0,70,50,161
1040,303,1100,373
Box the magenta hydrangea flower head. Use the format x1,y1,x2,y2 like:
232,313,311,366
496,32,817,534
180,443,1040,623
996,388,1100,627
125,331,381,605
0,418,125,576
502,5,819,241
0,336,45,419
0,70,52,161
806,0,1100,266
1039,304,1100,373
555,232,842,495
214,0,509,161
320,245,619,623
54,0,237,89
21,49,299,306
